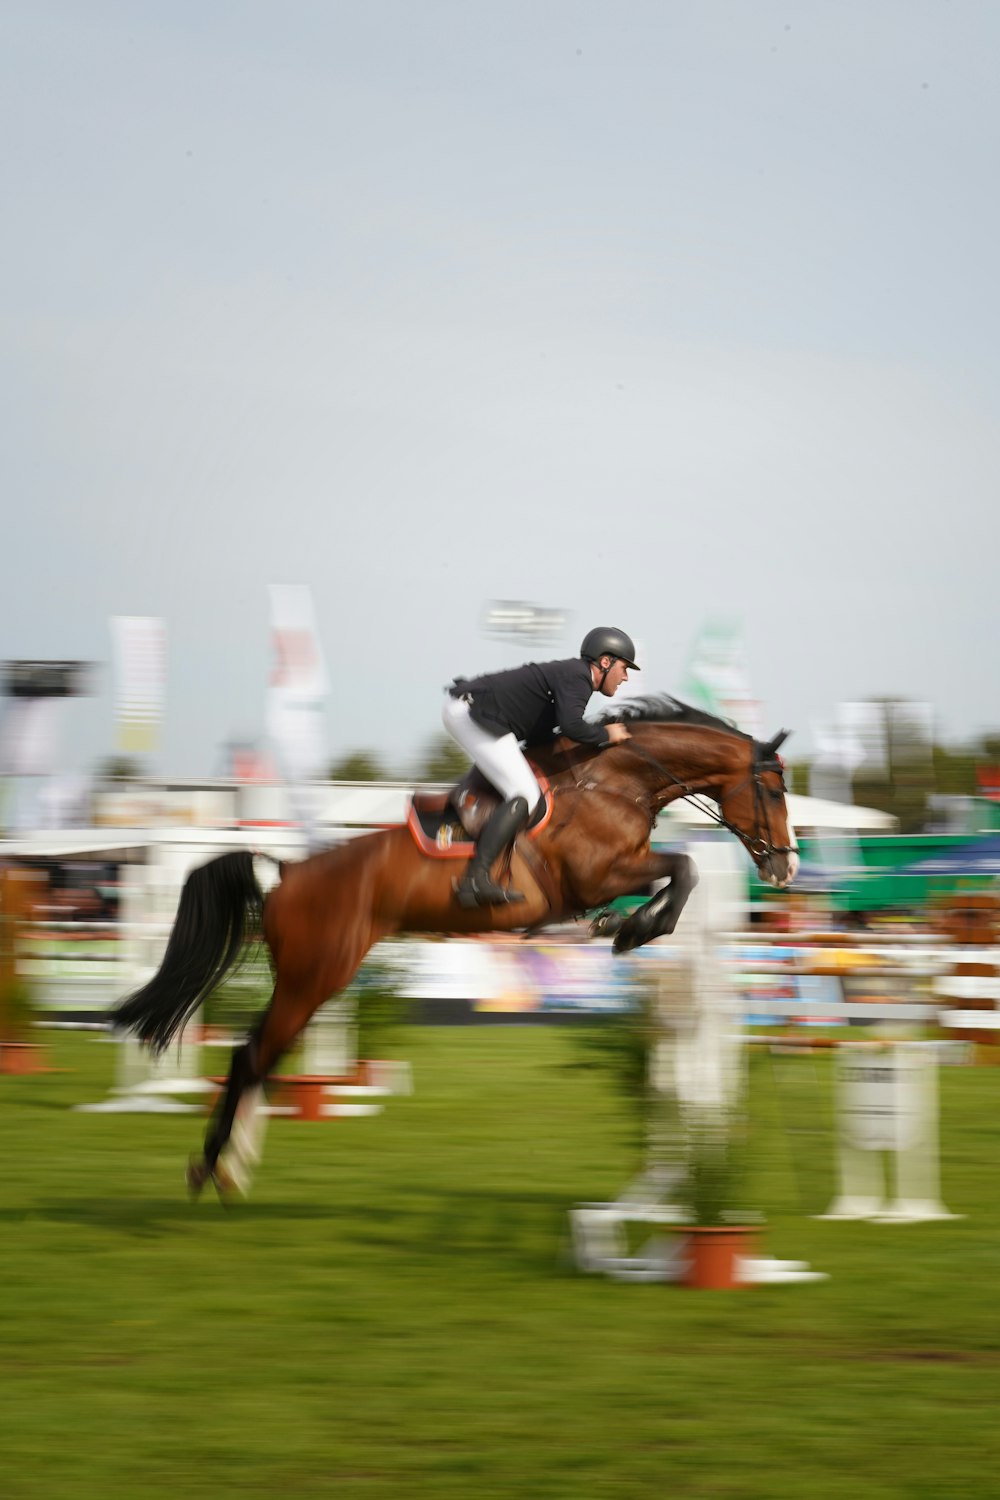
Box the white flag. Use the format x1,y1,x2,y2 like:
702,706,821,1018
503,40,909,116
110,616,166,754
266,585,328,813
679,620,763,737
0,697,63,777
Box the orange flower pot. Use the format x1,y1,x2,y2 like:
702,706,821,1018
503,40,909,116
683,1226,754,1289
0,1042,46,1076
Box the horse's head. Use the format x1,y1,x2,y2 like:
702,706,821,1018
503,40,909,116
598,696,800,889
720,730,799,889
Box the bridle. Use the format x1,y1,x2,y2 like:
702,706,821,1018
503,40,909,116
716,748,798,863
610,734,797,867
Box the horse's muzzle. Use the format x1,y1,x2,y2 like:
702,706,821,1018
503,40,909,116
760,850,798,889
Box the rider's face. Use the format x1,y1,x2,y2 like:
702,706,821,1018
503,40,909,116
598,657,629,696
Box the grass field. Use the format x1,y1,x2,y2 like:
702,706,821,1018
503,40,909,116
1,1025,999,1499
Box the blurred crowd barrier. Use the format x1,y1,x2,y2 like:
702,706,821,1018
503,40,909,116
9,918,1000,1044
3,824,999,1048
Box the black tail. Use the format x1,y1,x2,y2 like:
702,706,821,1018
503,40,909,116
112,850,264,1053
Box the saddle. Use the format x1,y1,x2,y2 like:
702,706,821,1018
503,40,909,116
407,765,552,859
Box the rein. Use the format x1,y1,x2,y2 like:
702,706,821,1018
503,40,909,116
600,735,796,862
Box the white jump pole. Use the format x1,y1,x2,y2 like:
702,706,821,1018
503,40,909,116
571,834,826,1284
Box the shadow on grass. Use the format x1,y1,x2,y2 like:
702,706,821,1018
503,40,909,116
2,1182,571,1269
0,1195,354,1239
0,1094,78,1113
341,1183,571,1272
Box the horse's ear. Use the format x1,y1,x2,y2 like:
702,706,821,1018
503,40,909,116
763,729,790,758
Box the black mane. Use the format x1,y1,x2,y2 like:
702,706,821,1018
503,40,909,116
598,692,752,741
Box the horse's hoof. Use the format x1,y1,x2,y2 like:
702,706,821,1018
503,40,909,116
612,926,640,955
186,1155,210,1199
211,1160,240,1201
590,910,625,939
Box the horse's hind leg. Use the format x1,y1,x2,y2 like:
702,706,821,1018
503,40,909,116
187,1029,264,1198
188,981,308,1200
188,959,367,1199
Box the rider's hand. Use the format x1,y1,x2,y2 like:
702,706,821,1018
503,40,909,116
606,723,630,744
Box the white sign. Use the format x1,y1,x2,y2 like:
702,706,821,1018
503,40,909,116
839,1054,901,1152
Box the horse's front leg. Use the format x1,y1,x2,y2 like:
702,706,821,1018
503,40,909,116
613,852,699,953
589,852,699,953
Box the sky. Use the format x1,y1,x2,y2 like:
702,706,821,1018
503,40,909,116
3,1,999,780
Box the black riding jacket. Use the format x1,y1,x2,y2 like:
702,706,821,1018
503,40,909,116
449,658,611,749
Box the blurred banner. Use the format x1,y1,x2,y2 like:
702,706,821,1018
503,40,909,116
2,661,92,698
266,584,328,846
401,936,637,1014
481,600,568,651
1,660,95,830
1,660,93,777
110,616,166,754
679,619,763,737
810,705,867,805
0,697,64,778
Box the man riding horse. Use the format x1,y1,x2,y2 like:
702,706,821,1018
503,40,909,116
115,642,799,1200
442,626,639,907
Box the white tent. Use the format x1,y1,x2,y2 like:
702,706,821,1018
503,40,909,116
660,791,895,834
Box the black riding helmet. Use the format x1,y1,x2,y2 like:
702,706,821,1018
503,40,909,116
579,626,640,671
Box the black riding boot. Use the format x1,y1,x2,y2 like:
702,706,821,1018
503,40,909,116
455,796,531,908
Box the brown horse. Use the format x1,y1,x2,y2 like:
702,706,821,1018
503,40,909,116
113,697,796,1195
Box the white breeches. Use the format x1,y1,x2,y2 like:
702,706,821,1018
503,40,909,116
441,694,542,812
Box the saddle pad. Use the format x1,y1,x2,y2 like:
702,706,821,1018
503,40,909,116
405,802,476,858
405,781,553,859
